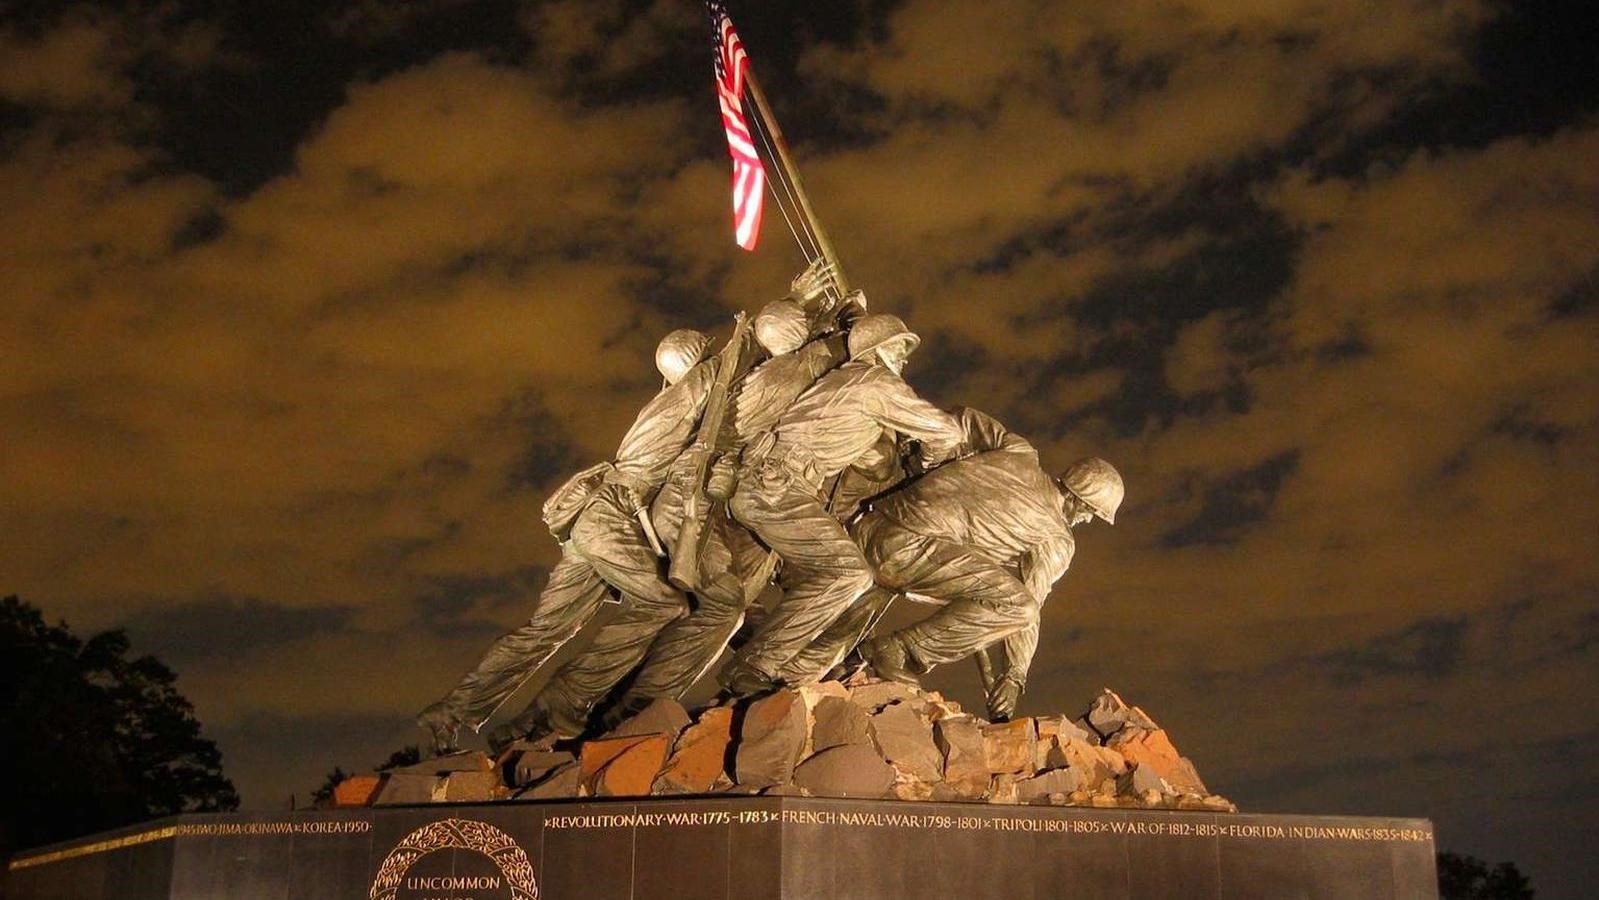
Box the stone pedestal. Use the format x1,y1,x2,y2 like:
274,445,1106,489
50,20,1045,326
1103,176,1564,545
4,797,1437,899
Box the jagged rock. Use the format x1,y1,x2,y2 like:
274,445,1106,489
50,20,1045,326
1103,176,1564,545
605,698,691,746
841,667,877,689
797,682,853,757
586,734,670,797
1086,689,1158,739
1107,727,1207,795
521,761,581,799
735,690,808,788
1168,757,1207,795
869,702,943,782
654,707,735,794
1015,767,1081,803
581,735,662,792
441,770,502,802
332,775,381,807
1121,764,1167,797
792,745,895,798
982,719,1036,775
500,737,559,756
1035,715,1098,746
1034,735,1068,771
892,779,935,801
989,773,1019,804
403,681,1232,813
581,735,651,778
509,750,576,788
934,717,989,790
849,681,920,712
798,680,852,710
811,696,872,752
372,773,442,805
1053,737,1123,793
925,698,966,720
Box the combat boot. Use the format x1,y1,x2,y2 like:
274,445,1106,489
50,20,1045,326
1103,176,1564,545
717,658,778,699
860,635,921,687
415,701,460,756
487,705,562,756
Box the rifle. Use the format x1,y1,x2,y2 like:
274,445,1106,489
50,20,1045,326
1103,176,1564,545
668,312,754,591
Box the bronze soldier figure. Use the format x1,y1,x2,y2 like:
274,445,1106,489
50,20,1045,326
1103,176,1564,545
499,298,847,741
832,412,1122,720
413,330,717,754
717,313,967,697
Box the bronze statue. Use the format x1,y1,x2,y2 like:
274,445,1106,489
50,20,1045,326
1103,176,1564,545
414,330,718,754
413,261,1125,750
829,411,1122,719
716,313,968,698
498,296,846,743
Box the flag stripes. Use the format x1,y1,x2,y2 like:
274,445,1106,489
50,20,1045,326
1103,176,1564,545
707,2,765,251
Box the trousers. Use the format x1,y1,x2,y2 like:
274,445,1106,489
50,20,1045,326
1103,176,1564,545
435,484,688,730
725,456,875,680
805,513,1037,674
531,471,763,730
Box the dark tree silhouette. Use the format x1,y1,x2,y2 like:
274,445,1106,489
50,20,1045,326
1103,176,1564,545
375,746,422,771
308,745,421,807
1438,851,1535,899
1,595,239,861
308,766,351,807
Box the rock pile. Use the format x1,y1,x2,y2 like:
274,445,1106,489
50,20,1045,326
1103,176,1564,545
337,679,1235,812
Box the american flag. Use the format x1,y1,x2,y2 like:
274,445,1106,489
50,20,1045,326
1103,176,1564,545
707,1,765,251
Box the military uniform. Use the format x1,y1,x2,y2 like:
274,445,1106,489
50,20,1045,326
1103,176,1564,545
829,412,1075,688
424,358,716,735
723,360,964,687
529,335,847,730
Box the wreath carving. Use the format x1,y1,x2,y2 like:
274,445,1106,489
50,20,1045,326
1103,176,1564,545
369,818,538,900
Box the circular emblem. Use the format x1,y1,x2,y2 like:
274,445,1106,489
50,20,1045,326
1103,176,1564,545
370,818,538,900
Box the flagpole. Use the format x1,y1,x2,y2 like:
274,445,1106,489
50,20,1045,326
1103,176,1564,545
741,69,852,296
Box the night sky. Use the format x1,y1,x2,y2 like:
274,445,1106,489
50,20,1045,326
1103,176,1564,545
3,0,1595,895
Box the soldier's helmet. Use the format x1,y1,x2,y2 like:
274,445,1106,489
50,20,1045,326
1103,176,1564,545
755,299,809,356
655,329,713,385
847,313,921,362
1059,457,1124,524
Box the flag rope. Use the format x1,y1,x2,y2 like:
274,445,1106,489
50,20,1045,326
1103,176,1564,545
749,105,818,267
749,98,844,305
707,0,849,305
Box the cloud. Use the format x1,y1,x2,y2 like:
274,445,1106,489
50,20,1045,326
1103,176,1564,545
122,594,356,668
0,48,719,628
1298,614,1470,684
2,5,1596,891
0,13,131,108
0,7,224,111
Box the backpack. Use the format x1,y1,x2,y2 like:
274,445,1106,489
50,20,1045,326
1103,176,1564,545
541,462,612,541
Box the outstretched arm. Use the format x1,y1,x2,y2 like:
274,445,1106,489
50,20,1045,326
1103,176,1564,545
869,370,966,466
951,407,1037,457
992,535,1075,712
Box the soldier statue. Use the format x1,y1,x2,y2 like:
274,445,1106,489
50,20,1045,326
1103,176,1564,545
413,263,1125,749
792,409,1123,720
414,330,717,754
493,286,849,744
864,446,1120,718
716,313,968,698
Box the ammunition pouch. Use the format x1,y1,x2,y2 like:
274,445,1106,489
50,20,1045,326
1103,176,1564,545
540,462,613,541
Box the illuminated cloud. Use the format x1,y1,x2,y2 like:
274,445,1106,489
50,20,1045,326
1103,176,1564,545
0,1,1593,892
